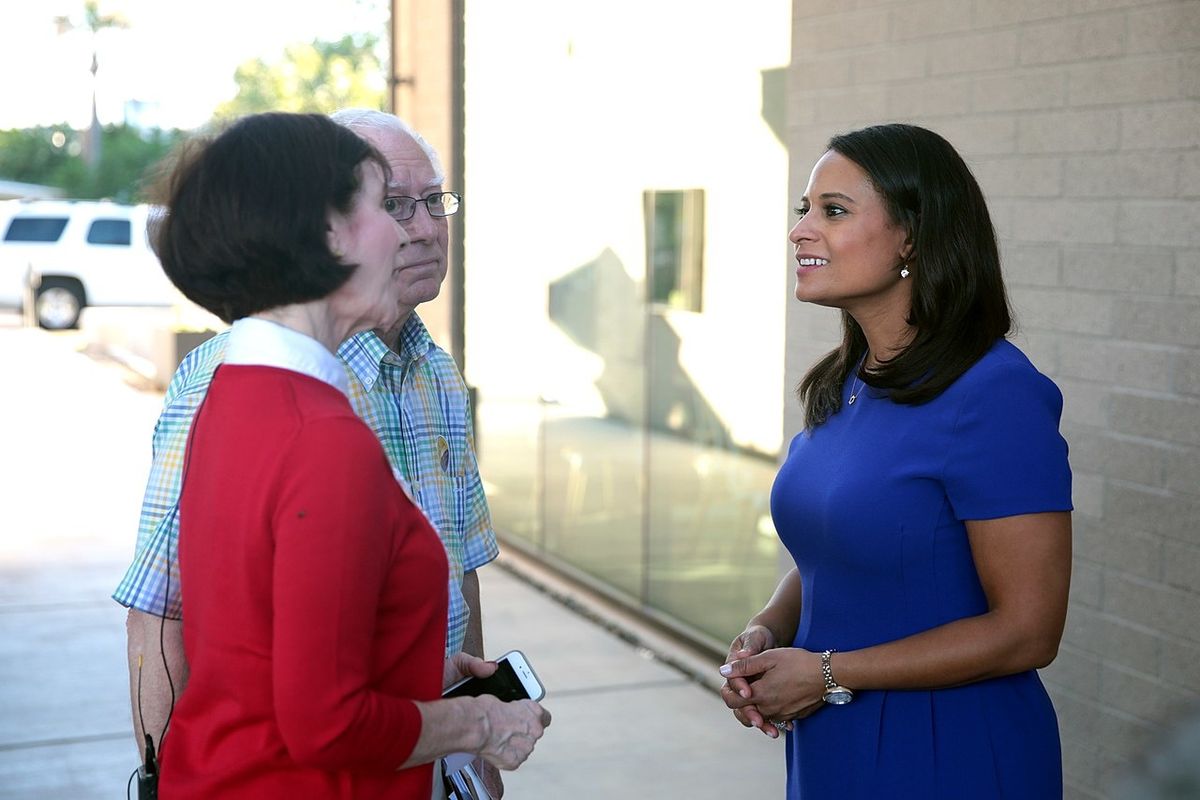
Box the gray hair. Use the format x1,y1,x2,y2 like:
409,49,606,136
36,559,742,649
330,108,445,184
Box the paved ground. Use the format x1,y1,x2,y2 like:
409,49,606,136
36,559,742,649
0,312,784,799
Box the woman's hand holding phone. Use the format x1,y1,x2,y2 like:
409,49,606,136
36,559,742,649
403,650,550,778
443,650,546,703
443,651,498,689
439,650,550,772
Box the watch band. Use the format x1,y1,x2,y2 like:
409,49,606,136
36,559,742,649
820,649,837,690
821,649,855,705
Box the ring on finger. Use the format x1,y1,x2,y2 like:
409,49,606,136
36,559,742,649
772,721,788,731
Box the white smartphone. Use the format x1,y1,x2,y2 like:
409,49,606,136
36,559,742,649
442,650,545,775
443,650,545,703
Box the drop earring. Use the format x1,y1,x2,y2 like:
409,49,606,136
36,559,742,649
900,265,910,279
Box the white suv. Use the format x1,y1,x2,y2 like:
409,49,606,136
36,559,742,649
0,199,179,329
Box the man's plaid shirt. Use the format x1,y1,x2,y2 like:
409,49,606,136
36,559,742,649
112,315,498,657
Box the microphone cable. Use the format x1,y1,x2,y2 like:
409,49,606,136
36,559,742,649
136,390,207,799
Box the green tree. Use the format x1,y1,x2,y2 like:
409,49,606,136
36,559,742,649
0,126,75,186
215,34,387,119
84,125,185,201
0,124,184,202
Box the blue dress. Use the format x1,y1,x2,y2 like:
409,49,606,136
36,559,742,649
772,340,1072,799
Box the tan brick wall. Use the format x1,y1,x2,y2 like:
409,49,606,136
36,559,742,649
785,2,1200,796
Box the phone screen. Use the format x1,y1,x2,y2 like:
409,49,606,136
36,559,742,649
444,659,531,702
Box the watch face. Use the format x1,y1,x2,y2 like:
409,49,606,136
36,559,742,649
824,688,854,705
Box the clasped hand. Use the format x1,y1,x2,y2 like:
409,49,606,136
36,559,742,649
719,626,825,738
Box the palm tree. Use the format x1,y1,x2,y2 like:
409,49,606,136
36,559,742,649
55,1,129,172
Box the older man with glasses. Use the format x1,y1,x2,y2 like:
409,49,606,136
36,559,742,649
116,108,507,796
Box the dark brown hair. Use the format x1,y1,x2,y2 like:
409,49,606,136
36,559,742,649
153,112,386,323
798,123,1012,429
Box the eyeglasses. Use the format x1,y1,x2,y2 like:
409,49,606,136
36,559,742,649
384,191,461,221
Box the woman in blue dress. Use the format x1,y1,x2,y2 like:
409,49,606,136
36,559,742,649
719,123,1073,799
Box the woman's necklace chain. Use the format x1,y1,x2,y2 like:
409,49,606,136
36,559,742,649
848,373,865,405
848,355,870,405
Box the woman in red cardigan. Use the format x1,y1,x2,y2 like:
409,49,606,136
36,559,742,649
152,112,549,799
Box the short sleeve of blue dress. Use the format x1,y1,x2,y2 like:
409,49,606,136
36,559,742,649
771,340,1071,799
943,348,1072,521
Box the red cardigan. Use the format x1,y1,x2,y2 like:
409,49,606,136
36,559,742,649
160,365,448,799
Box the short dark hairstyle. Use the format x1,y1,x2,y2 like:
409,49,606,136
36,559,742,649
798,123,1012,429
153,112,386,323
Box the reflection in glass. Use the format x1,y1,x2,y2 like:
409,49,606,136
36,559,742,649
476,396,542,548
475,238,782,649
646,427,780,644
642,305,779,644
462,2,791,651
645,189,704,312
541,248,646,600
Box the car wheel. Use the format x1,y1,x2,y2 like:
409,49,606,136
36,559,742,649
35,278,85,330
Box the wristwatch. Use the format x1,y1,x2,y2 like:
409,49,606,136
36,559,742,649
821,649,854,705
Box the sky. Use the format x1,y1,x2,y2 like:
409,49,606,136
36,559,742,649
0,0,388,131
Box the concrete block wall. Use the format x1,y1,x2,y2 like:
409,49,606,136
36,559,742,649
784,1,1199,796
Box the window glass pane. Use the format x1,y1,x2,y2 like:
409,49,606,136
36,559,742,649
475,396,542,548
464,3,790,656
649,193,682,304
644,353,781,644
4,217,68,242
86,219,131,245
644,190,704,312
540,248,646,600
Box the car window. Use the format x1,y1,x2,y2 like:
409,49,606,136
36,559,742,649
87,218,132,246
4,217,69,242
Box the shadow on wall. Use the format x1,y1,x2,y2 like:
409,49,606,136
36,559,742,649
760,66,787,146
547,246,733,450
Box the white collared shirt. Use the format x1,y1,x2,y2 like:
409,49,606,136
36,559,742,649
224,317,350,398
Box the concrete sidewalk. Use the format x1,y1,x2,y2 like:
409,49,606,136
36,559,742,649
475,554,784,797
0,316,783,798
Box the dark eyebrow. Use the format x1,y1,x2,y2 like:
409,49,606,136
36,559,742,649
818,192,857,204
799,191,857,205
